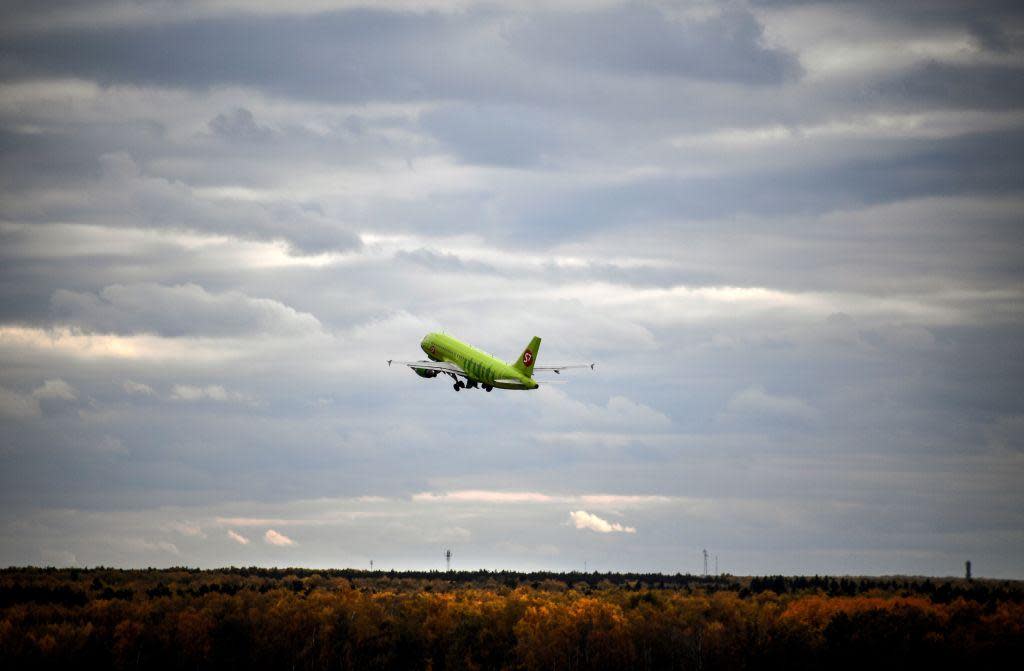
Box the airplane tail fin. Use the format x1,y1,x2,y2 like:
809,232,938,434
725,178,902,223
512,336,541,377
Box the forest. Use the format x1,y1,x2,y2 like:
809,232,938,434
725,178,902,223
2,567,1022,670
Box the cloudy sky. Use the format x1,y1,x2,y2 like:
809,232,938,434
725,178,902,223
1,0,1022,577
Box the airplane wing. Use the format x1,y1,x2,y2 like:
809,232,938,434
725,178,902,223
387,359,594,378
387,359,469,379
532,363,596,374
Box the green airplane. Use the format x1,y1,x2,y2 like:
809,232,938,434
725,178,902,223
388,332,594,392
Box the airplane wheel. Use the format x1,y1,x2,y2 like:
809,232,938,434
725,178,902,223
453,383,460,391
485,386,492,392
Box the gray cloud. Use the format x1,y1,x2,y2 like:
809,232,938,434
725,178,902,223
394,248,498,275
208,107,274,142
420,104,564,167
51,283,322,337
0,10,472,102
877,63,1024,111
1,0,1022,577
1,151,361,254
0,386,41,420
721,385,819,426
509,5,802,84
0,5,803,100
506,127,1024,245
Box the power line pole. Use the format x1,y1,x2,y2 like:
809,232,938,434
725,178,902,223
715,555,718,575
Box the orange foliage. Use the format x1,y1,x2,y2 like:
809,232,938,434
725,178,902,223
0,569,1021,670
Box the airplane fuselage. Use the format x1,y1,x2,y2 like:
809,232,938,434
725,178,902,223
420,332,538,390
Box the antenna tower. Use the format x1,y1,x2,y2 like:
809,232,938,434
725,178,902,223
703,549,708,576
445,548,452,572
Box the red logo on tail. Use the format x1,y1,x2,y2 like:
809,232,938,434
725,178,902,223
522,350,533,366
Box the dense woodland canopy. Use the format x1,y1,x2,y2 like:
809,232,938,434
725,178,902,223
2,568,1022,670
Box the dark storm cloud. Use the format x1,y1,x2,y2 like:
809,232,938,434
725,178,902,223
0,4,802,103
491,126,1024,245
0,10,481,102
753,0,1024,26
509,4,802,84
966,17,1024,54
877,62,1024,111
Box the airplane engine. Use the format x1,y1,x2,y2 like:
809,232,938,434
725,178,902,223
414,368,439,378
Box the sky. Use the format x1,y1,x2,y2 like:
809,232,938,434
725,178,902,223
0,0,1022,578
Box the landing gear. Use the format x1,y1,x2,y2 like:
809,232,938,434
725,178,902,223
452,379,490,392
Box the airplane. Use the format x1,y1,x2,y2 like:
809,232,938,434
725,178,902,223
388,332,594,392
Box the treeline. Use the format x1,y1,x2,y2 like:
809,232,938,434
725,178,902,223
1,568,1022,670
